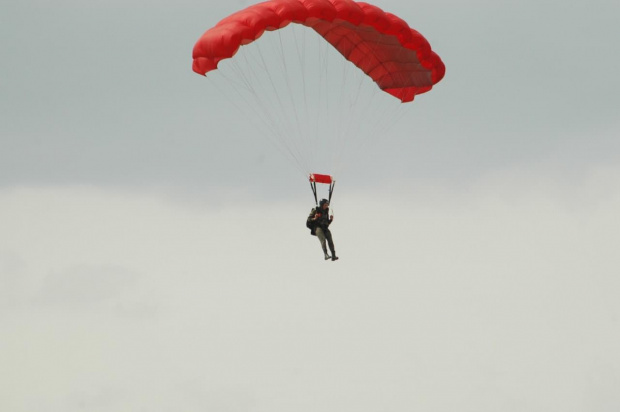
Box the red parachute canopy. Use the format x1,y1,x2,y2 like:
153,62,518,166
192,0,445,102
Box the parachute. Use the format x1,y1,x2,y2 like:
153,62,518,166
193,0,445,101
192,0,445,202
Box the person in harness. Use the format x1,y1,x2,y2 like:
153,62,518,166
307,198,338,261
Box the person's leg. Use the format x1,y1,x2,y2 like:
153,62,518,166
325,229,338,261
316,228,331,259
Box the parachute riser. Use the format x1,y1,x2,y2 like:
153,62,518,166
309,179,335,208
310,181,318,207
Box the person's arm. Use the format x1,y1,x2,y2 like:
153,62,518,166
307,208,319,224
326,214,333,227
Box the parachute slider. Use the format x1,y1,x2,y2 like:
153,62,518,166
309,173,333,184
309,173,336,206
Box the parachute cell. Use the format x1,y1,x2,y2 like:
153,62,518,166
192,0,445,102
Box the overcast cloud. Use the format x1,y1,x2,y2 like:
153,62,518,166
2,0,620,411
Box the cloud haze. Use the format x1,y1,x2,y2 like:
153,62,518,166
2,170,620,411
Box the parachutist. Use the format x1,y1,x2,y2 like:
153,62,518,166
307,199,338,261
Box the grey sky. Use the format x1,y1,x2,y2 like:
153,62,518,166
2,0,618,191
2,0,620,411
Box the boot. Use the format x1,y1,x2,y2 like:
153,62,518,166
331,251,338,261
323,250,331,260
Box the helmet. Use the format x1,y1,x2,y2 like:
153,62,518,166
319,198,329,207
